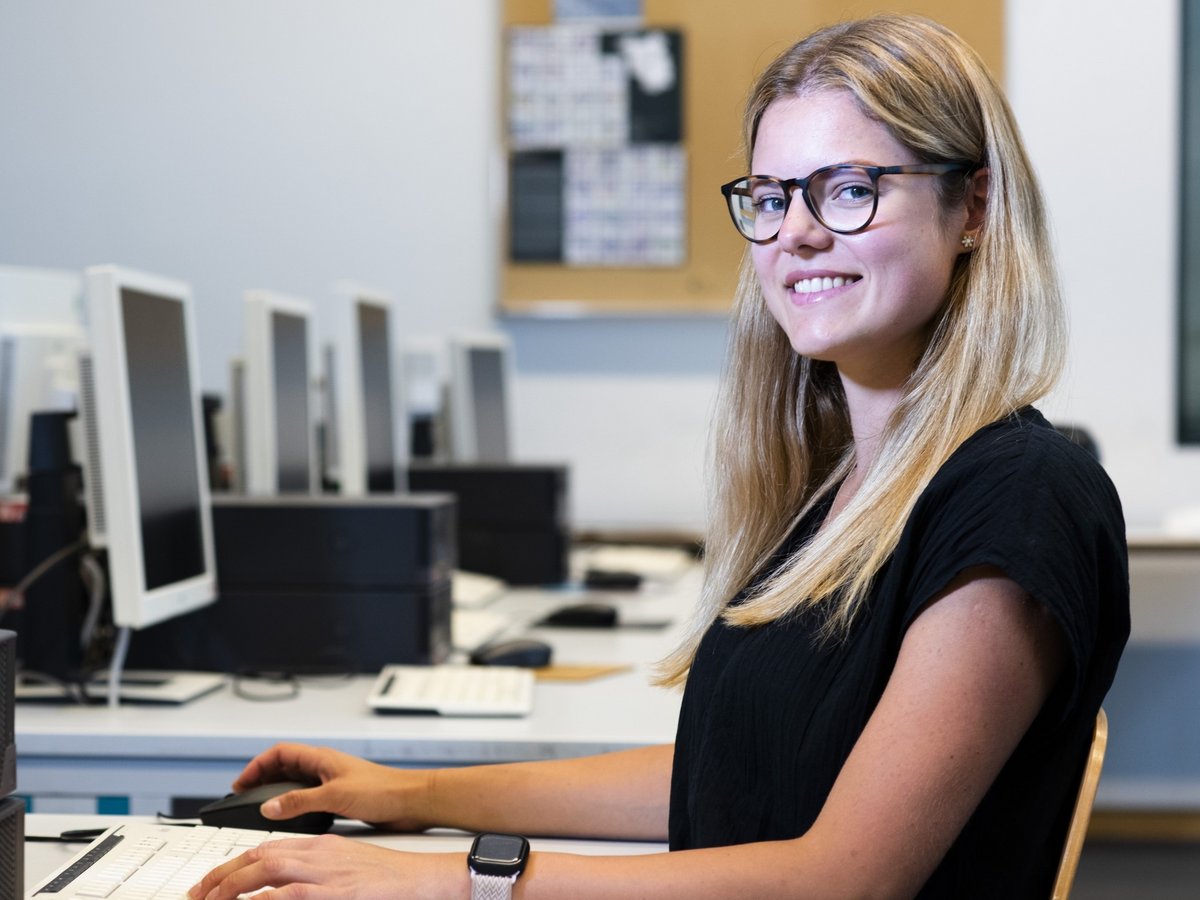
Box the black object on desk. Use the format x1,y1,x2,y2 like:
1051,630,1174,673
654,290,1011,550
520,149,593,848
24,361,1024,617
198,781,334,834
125,495,456,674
538,602,619,629
408,462,569,586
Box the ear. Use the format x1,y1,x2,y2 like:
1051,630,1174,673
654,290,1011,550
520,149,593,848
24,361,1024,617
962,166,989,237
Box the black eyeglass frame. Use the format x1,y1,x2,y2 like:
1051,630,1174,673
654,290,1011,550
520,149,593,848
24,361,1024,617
720,162,977,243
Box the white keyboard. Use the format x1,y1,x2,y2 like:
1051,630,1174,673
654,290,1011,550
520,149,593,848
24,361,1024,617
451,569,508,608
367,664,534,717
451,608,510,651
27,822,309,899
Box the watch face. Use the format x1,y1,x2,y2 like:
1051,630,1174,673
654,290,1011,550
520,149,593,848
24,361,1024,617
469,833,530,877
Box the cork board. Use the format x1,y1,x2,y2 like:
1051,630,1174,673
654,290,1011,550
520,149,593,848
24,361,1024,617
500,0,1004,315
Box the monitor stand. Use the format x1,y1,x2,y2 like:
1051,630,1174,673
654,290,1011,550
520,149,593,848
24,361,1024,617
15,669,228,705
100,627,227,705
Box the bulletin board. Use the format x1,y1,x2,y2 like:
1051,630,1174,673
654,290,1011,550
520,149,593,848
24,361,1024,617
500,0,1003,315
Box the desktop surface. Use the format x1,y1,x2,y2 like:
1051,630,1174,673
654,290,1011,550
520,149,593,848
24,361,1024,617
15,565,700,816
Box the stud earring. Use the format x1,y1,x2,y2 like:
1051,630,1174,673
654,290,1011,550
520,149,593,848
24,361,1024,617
961,233,977,250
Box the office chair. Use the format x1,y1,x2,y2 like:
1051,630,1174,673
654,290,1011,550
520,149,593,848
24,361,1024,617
1051,423,1101,463
1051,708,1108,899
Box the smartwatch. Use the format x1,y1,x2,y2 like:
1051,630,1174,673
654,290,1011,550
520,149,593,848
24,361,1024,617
467,832,530,900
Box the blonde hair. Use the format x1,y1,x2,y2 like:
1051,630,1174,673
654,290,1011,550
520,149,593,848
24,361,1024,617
657,14,1065,687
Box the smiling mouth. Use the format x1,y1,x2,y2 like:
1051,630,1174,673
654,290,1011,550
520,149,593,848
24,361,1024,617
791,276,861,295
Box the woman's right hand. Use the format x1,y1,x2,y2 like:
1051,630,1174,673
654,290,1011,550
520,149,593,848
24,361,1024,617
230,742,434,832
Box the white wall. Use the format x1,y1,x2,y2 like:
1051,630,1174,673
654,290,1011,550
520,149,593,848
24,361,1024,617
1007,0,1184,530
0,0,1191,533
0,0,500,398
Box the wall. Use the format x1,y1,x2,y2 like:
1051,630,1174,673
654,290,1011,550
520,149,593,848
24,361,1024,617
0,0,1193,535
1007,0,1184,533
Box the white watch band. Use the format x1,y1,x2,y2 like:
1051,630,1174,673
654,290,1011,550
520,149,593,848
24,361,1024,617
470,871,519,900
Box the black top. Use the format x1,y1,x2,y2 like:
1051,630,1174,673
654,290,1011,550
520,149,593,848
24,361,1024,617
669,408,1129,898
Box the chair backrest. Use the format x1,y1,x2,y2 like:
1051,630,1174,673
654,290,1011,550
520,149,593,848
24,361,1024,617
1051,708,1108,900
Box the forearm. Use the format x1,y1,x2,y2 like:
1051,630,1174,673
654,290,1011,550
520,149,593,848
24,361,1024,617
426,744,673,841
515,836,914,900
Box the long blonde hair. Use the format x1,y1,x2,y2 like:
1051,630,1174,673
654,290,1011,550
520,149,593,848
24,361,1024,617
657,14,1065,687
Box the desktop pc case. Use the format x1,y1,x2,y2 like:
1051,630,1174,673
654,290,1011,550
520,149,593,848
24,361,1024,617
126,495,456,674
0,630,21,899
408,462,570,585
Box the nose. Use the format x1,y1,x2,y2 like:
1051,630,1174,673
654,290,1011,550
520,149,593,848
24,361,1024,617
776,191,833,253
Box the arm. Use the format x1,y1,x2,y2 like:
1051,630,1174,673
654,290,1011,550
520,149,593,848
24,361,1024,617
231,742,673,841
193,566,1065,899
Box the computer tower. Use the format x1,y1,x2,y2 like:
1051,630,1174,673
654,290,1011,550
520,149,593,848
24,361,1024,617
408,462,570,585
0,797,22,899
126,495,457,673
0,629,15,796
0,630,21,900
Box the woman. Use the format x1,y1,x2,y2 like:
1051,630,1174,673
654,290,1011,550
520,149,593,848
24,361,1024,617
190,14,1128,899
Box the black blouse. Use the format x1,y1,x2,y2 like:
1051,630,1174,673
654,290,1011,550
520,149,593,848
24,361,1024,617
669,408,1129,898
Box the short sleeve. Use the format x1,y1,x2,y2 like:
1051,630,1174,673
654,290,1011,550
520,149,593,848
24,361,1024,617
890,414,1129,718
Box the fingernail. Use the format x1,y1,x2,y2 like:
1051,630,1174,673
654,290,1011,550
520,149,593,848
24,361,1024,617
262,799,281,817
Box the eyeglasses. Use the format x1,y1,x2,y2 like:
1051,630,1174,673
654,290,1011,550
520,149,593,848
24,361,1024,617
720,163,974,243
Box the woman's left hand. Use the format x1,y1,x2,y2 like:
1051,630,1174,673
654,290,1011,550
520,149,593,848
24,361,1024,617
187,834,467,899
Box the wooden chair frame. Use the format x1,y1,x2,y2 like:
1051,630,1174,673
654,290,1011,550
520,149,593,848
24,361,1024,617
1051,708,1108,899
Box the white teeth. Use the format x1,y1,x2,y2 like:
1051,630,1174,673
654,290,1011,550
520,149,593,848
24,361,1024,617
793,276,854,294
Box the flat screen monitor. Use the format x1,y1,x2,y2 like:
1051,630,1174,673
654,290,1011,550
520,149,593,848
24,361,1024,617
79,265,217,630
0,267,85,495
449,332,514,464
327,285,406,495
241,290,318,495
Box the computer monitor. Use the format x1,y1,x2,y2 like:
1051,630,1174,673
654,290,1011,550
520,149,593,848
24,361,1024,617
0,266,85,496
404,336,449,460
240,290,319,495
78,265,217,632
448,332,515,464
326,284,407,495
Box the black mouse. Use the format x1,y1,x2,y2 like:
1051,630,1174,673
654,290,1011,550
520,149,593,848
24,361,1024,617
538,601,619,629
469,637,553,668
198,780,334,834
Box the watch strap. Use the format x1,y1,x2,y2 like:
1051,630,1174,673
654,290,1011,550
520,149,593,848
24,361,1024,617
470,871,519,900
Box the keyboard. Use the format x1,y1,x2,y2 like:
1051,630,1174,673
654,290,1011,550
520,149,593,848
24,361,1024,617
367,664,535,717
27,821,311,898
451,608,510,651
451,569,508,608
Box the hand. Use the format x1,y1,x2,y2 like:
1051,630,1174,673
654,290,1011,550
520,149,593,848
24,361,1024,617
232,743,434,832
186,834,468,900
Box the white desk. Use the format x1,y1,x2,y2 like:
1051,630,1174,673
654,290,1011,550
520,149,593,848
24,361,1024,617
24,813,668,895
16,567,700,815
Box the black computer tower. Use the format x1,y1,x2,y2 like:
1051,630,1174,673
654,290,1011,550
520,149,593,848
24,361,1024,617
408,462,570,585
0,630,22,898
126,495,457,674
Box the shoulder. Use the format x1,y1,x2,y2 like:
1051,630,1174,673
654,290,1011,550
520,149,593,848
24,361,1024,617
918,407,1121,528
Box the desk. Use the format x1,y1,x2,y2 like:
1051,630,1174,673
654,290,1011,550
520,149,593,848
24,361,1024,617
15,567,700,815
23,813,669,894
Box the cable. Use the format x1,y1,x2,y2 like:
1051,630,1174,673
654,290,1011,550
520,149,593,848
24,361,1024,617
1,536,87,612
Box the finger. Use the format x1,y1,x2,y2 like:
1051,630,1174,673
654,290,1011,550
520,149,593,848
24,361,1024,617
188,841,322,900
232,743,320,792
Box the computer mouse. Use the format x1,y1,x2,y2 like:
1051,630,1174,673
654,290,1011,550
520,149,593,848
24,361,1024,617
198,780,335,834
538,601,619,629
583,568,643,590
469,637,553,668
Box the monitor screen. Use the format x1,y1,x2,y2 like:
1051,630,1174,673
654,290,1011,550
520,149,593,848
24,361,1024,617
357,301,397,493
468,346,510,463
82,265,216,631
271,309,312,493
120,288,207,591
449,333,513,464
240,291,317,496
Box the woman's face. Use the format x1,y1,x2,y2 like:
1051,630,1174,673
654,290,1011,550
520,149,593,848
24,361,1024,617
750,90,971,387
